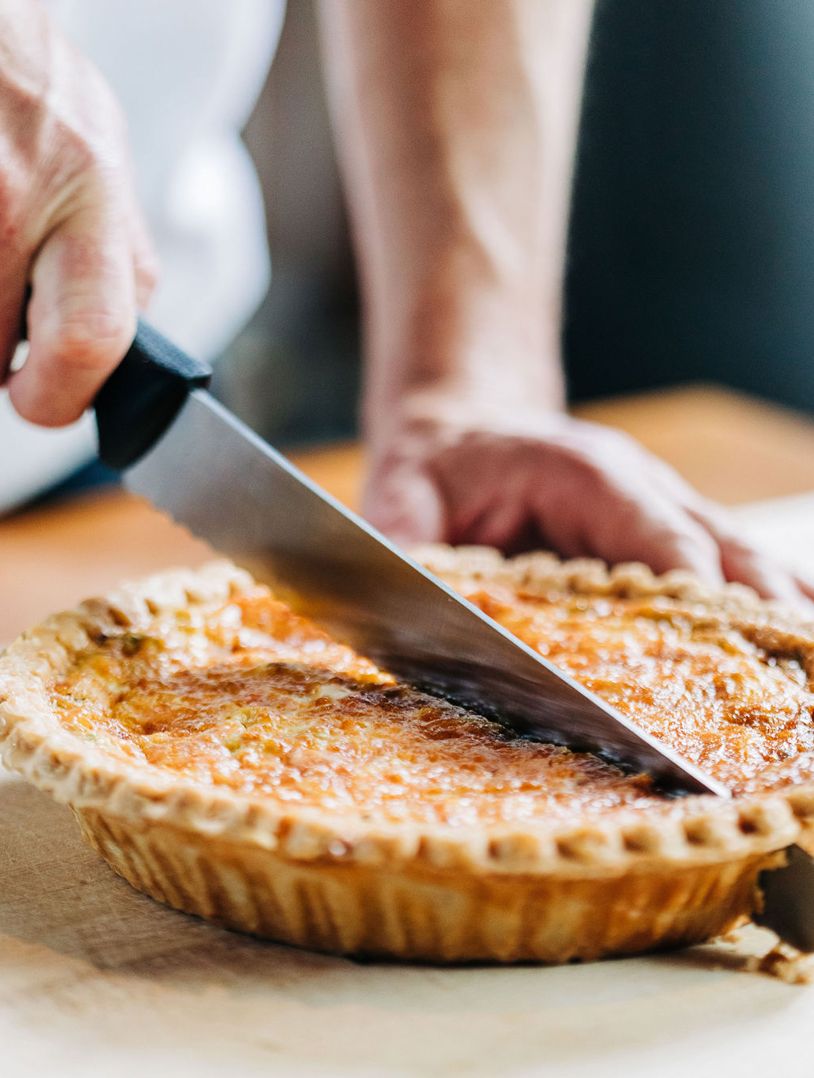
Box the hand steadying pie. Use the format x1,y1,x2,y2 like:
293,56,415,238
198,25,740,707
364,396,814,607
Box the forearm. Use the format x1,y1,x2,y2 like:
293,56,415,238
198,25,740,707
320,0,593,436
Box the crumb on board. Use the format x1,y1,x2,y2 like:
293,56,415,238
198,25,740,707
703,925,814,984
748,942,814,985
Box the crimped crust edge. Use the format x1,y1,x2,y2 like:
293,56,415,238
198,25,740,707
0,555,812,880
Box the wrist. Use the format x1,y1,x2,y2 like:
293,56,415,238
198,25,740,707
364,380,567,462
363,237,565,404
364,324,565,450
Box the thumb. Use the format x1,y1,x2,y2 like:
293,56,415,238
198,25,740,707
363,462,446,546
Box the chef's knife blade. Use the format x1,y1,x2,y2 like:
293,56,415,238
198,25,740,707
94,321,728,796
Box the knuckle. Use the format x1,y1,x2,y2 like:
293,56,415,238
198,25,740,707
557,444,611,490
723,535,761,559
668,527,720,569
135,254,159,296
46,118,105,187
58,122,98,173
682,528,720,562
49,119,128,199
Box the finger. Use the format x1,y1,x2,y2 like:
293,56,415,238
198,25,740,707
533,483,727,585
716,536,811,605
642,522,726,584
691,511,813,606
363,464,446,546
647,470,814,605
8,210,136,427
451,498,532,551
605,513,726,584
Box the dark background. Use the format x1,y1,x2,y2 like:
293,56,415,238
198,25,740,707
215,0,814,448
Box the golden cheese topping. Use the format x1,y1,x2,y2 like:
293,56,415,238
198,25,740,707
49,581,814,826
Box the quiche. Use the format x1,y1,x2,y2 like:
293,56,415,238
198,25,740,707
1,549,814,963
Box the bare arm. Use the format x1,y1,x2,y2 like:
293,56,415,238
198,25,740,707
320,0,590,445
321,0,812,604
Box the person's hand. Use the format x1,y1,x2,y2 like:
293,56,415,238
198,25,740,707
0,0,156,426
365,391,814,606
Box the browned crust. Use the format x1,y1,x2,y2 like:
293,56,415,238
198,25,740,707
1,555,813,882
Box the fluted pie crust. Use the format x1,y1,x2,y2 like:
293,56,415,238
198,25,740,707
1,551,814,963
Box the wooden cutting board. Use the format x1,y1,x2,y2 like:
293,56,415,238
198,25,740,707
3,384,814,1077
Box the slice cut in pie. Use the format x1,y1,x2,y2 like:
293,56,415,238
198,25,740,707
1,549,813,963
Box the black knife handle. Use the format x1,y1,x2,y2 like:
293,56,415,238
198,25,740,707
94,320,212,470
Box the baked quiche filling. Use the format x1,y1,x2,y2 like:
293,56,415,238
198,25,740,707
48,571,814,826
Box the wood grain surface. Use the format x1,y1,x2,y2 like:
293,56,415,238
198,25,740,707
2,383,814,1077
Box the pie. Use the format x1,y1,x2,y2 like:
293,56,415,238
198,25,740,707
1,549,813,963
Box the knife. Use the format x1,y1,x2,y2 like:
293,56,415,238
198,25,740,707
93,321,724,797
92,320,814,950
